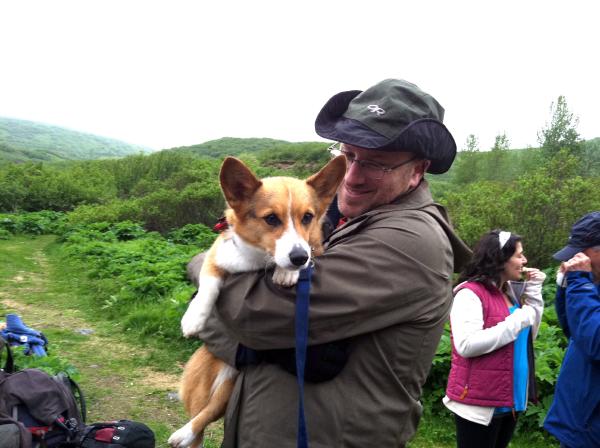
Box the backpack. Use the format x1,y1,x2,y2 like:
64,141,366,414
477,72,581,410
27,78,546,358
0,337,86,448
79,421,155,448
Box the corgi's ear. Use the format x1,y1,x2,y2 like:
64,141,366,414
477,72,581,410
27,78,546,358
306,155,347,213
220,157,262,209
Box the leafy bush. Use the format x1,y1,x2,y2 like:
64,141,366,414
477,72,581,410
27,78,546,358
444,151,600,266
112,221,147,241
56,220,212,350
11,345,80,379
167,223,217,246
0,211,67,235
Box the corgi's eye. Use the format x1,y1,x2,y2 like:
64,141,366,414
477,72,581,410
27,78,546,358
263,214,281,227
301,213,314,225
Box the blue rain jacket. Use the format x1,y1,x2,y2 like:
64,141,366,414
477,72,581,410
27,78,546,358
544,271,600,448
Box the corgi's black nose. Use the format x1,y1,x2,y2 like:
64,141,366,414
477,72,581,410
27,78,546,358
289,245,309,267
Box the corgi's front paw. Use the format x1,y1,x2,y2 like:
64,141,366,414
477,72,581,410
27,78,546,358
181,311,207,338
272,267,300,287
168,422,199,448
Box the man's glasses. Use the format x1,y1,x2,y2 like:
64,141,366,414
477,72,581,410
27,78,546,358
328,142,417,180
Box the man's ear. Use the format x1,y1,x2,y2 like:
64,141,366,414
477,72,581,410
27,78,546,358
408,159,431,188
219,157,262,210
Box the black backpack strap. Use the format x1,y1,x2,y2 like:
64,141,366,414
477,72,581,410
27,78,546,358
0,336,15,374
68,376,87,424
53,372,87,424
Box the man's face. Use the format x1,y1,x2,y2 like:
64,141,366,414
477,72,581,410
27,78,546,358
583,246,600,282
336,144,428,218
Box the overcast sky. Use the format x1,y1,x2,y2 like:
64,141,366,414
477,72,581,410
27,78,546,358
1,0,597,152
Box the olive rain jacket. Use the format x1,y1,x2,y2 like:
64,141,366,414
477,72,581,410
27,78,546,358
544,271,600,448
199,181,471,448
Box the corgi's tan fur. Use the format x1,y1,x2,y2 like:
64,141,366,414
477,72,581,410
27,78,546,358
168,155,346,448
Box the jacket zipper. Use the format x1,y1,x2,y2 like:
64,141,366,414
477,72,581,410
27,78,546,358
459,361,472,400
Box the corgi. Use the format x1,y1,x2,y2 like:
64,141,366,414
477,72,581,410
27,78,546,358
168,155,346,448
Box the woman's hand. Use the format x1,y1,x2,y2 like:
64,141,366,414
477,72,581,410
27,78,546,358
523,267,546,283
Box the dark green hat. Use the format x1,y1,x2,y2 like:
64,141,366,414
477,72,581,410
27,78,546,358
315,79,457,174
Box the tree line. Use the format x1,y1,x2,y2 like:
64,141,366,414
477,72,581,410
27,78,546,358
0,96,599,265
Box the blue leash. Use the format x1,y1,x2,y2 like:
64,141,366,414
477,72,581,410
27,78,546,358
295,265,313,448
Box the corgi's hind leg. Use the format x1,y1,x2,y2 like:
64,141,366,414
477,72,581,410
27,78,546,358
190,364,237,433
169,370,237,448
168,420,202,448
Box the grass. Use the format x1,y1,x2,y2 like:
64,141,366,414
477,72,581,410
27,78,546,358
0,235,559,447
408,410,558,447
0,235,223,447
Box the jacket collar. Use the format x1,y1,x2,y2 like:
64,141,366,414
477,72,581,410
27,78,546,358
325,180,472,273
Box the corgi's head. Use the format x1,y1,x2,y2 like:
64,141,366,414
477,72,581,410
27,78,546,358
219,155,346,270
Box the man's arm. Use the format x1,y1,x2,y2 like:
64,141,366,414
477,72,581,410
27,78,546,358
564,271,600,361
216,212,454,350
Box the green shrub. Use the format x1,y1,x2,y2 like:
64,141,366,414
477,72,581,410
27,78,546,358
11,345,80,379
167,223,217,247
55,220,210,348
0,211,67,236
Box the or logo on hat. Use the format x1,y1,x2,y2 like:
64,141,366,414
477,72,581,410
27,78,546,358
367,105,385,116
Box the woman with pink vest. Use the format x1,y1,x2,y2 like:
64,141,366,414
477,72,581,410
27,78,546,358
443,230,545,448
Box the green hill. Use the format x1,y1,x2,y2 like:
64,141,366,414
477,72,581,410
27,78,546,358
0,117,151,162
165,137,294,158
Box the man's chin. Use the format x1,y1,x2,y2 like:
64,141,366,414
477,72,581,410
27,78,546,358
338,191,375,218
338,201,366,219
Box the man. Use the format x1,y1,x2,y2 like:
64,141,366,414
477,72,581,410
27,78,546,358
544,211,600,448
197,79,471,447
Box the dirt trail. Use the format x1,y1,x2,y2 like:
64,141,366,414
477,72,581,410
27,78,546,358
0,237,225,446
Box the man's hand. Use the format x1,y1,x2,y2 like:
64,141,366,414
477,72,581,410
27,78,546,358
562,252,593,273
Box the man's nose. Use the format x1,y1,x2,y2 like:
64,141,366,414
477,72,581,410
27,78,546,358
345,160,365,183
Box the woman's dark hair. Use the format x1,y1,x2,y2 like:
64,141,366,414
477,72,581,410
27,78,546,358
456,229,522,290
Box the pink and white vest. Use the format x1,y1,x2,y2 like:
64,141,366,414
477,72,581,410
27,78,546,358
445,281,514,407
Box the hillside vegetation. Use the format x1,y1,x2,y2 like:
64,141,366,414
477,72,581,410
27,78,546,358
0,116,150,162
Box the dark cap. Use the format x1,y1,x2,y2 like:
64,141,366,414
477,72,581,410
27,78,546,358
553,211,600,261
315,79,457,174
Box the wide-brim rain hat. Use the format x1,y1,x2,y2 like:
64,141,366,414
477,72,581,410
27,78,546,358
315,79,457,174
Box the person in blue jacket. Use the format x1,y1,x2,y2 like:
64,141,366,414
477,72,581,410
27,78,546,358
544,211,600,448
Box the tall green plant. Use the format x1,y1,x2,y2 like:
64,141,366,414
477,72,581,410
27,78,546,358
538,95,582,157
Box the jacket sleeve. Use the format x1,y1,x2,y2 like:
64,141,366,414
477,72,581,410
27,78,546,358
522,277,545,339
450,288,536,358
565,271,600,361
215,211,455,350
555,286,569,338
196,308,239,366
